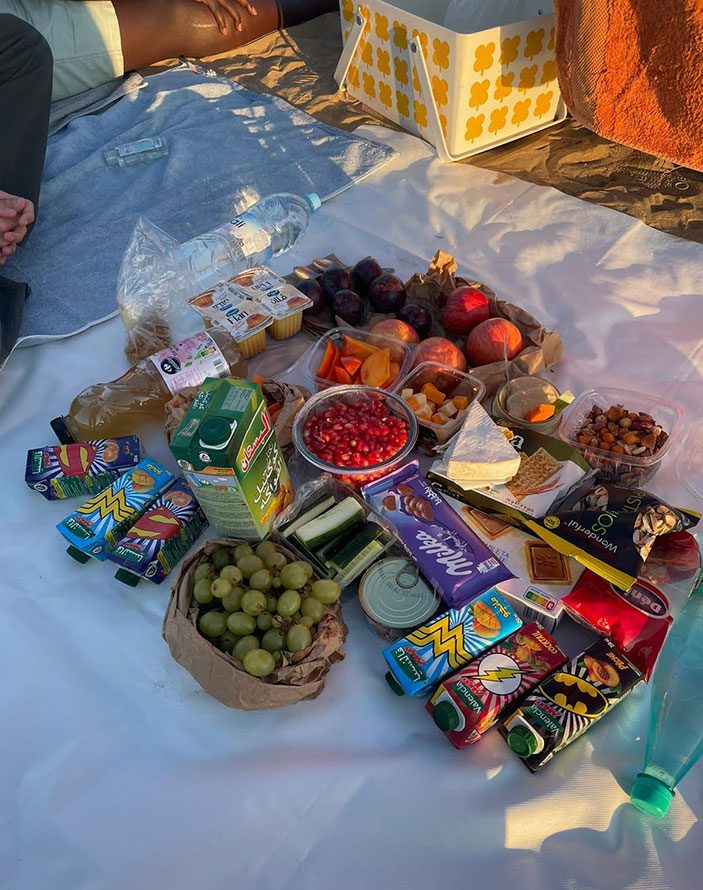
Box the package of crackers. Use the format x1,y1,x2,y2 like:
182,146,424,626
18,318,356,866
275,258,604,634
428,427,592,527
442,497,583,632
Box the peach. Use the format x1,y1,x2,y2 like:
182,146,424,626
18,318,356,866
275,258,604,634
465,318,523,366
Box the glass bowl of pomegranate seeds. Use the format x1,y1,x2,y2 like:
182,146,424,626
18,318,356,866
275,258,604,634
292,385,418,488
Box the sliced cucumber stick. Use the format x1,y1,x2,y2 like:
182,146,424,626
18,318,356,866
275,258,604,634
295,497,365,550
280,494,336,538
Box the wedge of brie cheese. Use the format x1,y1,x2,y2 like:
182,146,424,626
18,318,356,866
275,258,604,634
441,401,520,483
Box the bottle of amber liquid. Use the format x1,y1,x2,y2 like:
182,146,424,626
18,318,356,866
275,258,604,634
51,329,245,442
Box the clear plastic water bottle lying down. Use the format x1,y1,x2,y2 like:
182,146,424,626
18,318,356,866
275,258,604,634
630,570,703,817
172,192,321,295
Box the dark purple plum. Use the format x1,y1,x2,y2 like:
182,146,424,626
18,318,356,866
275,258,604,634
368,273,406,313
396,303,432,339
351,257,383,298
332,289,365,326
295,278,325,315
319,266,353,301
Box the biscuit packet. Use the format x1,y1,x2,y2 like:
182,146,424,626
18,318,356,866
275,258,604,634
428,426,591,526
525,478,700,591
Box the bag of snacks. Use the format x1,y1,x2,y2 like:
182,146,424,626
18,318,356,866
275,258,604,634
163,538,347,710
526,479,699,591
164,377,310,454
562,571,690,680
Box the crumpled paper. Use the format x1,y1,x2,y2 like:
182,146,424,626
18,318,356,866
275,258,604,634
163,538,348,710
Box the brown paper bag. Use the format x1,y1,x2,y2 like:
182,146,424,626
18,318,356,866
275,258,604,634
289,251,562,398
164,378,311,454
163,538,348,710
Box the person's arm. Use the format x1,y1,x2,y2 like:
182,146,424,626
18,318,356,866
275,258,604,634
68,0,258,34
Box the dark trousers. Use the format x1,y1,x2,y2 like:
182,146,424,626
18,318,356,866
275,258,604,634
0,14,53,364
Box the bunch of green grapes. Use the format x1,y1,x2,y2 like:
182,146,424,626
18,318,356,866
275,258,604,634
192,541,341,678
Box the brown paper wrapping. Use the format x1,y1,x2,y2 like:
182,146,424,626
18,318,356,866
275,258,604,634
164,378,311,454
289,250,561,398
162,538,348,710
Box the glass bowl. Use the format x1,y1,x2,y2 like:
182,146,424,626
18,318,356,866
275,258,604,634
292,385,418,489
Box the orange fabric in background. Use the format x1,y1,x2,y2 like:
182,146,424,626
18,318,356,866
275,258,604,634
555,0,703,171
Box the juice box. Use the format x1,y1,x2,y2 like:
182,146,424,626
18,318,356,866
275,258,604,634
500,638,643,771
427,622,566,747
26,436,141,500
57,457,173,562
169,378,293,540
383,589,522,697
107,477,208,585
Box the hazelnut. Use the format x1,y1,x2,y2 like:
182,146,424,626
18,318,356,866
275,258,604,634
607,406,623,422
600,431,615,443
619,417,632,428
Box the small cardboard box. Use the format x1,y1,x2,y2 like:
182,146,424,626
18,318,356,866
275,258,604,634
169,378,293,540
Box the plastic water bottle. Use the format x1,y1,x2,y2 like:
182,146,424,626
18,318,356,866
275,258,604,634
630,571,703,817
172,192,321,294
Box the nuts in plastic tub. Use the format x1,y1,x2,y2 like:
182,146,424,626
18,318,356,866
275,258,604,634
188,283,273,358
558,387,683,487
228,266,312,341
395,361,486,447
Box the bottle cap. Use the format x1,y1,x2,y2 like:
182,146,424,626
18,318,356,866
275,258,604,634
507,726,539,757
50,416,76,445
304,193,321,213
630,773,674,818
385,671,405,696
199,417,231,447
66,546,90,564
115,569,140,587
432,700,460,733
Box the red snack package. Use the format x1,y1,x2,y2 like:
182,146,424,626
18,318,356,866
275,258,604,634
640,531,701,586
562,571,675,680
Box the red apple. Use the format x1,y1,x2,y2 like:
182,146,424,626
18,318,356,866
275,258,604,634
443,286,490,335
466,318,523,366
411,337,467,373
369,319,419,363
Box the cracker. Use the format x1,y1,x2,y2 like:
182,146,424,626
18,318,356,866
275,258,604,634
507,448,562,498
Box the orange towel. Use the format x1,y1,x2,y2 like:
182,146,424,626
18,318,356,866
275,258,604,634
555,0,703,171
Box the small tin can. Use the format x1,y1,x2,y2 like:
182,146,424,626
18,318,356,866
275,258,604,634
358,557,440,642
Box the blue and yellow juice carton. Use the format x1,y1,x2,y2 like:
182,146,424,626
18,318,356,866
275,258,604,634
57,456,172,562
383,589,522,697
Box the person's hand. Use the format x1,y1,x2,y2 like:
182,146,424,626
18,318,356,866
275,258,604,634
0,192,34,267
191,0,257,34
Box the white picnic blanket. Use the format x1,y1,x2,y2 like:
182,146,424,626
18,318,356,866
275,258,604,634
1,125,702,890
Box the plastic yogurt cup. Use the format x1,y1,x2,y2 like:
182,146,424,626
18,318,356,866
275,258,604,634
358,556,440,642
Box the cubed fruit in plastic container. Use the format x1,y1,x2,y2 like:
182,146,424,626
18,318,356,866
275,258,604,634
558,386,683,488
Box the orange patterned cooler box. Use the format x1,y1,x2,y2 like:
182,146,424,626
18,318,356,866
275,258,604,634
335,0,566,162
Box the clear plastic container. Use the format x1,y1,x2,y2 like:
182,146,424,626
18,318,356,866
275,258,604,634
291,385,418,490
492,375,562,435
558,387,683,487
394,362,485,447
297,327,414,393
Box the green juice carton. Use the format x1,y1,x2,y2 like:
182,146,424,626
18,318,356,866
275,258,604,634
169,378,293,540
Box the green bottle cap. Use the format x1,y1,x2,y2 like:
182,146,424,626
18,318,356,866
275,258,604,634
66,546,90,564
385,671,405,696
199,417,231,447
432,700,460,733
115,568,140,587
507,726,539,757
630,773,674,818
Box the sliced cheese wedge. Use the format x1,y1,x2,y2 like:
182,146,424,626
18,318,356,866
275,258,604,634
442,401,520,483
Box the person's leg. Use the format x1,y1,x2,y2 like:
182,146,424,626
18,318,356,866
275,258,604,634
113,0,337,71
0,14,53,364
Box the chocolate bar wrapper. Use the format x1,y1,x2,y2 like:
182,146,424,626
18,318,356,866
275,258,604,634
383,589,522,697
443,498,584,633
525,478,699,592
57,457,173,562
499,637,643,771
429,426,591,526
26,436,141,500
107,478,208,585
363,462,514,609
427,622,566,748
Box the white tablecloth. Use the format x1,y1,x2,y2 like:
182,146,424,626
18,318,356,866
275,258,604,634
2,126,702,890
